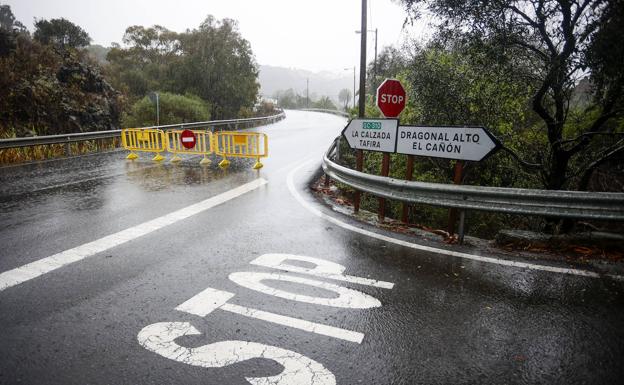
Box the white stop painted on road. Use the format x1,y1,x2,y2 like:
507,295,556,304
228,272,381,308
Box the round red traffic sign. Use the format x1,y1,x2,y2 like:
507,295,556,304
180,129,196,149
376,78,406,118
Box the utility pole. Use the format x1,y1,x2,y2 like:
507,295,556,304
306,78,309,108
358,0,367,118
354,0,367,214
373,28,378,80
353,66,356,109
156,92,160,126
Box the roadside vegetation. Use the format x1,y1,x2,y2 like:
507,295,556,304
0,4,274,163
272,88,339,110
338,0,623,237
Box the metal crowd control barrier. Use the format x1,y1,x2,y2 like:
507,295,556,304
165,130,213,165
214,132,268,169
121,129,167,161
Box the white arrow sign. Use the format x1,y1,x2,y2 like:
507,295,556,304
396,125,501,161
342,118,399,153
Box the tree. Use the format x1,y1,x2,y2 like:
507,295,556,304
314,96,337,110
274,88,298,109
0,4,26,32
105,25,180,98
107,16,259,119
366,46,408,94
338,88,352,110
0,4,27,57
174,16,259,119
34,18,91,49
400,0,624,191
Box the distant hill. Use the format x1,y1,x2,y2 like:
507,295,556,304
258,65,354,103
80,50,353,104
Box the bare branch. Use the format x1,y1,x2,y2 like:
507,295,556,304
558,131,624,147
500,144,543,171
577,139,624,190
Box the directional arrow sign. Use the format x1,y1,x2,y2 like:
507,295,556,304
396,125,501,161
342,118,399,153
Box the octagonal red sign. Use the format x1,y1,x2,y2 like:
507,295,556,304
376,78,406,118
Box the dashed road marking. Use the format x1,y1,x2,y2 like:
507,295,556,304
0,178,268,292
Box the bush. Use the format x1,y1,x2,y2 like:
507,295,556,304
122,92,210,127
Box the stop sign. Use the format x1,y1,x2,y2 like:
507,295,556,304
376,78,406,118
180,129,196,149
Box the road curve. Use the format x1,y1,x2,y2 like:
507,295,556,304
1,110,623,384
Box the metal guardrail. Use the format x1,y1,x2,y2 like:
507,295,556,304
0,112,285,151
0,130,123,150
322,137,624,223
302,109,350,118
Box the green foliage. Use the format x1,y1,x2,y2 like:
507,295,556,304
122,92,210,127
399,0,624,193
0,5,121,139
107,17,259,120
34,18,91,49
313,96,336,110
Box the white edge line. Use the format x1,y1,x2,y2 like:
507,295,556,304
0,178,268,292
287,159,624,282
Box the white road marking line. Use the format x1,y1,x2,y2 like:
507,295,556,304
176,287,235,316
287,159,624,281
176,286,364,343
0,178,268,292
221,303,364,344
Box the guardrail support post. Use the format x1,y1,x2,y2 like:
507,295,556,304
458,210,466,244
65,141,72,156
354,149,364,213
401,155,414,223
378,153,391,221
447,161,465,235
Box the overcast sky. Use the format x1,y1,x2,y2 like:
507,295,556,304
5,0,433,73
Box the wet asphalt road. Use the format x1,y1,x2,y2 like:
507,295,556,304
1,110,623,385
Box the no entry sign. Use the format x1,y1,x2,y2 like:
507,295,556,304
376,79,406,118
180,129,196,149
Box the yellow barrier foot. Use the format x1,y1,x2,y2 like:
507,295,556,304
171,155,182,163
218,159,231,168
153,153,165,162
126,152,138,160
253,161,264,170
200,157,211,166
